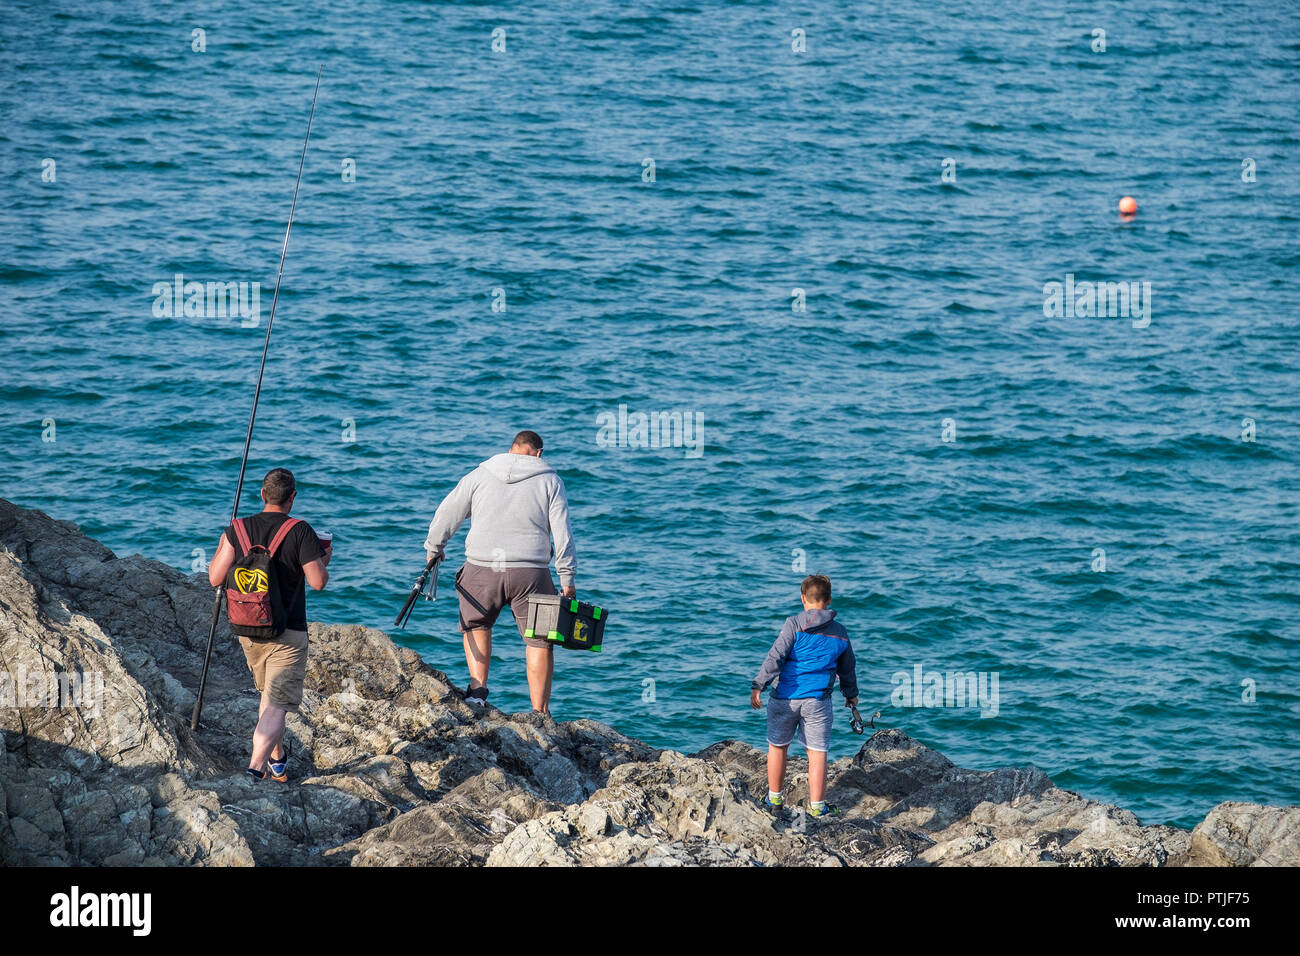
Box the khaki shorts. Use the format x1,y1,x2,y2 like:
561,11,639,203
455,562,557,649
239,628,309,712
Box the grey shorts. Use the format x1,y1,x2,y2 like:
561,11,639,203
455,562,557,648
767,695,834,753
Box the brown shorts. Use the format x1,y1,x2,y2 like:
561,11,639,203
455,562,557,648
239,628,309,712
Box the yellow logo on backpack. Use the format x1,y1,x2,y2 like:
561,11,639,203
573,619,588,643
234,568,269,594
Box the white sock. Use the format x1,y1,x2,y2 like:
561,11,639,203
810,800,826,812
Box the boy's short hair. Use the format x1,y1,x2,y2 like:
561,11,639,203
801,574,832,604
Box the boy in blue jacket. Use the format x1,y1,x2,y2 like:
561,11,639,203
750,574,858,817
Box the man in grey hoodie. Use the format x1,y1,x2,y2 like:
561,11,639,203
423,430,577,714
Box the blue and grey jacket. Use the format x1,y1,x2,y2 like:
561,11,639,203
752,608,858,701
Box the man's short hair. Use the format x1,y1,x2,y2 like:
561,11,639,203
512,430,543,452
801,574,832,605
262,468,296,505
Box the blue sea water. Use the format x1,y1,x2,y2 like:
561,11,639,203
1,1,1297,829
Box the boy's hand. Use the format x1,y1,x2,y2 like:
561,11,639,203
750,688,762,709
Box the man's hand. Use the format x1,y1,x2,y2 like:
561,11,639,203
561,584,576,600
846,697,859,707
750,688,762,709
426,550,440,565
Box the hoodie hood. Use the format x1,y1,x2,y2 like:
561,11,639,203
796,607,837,631
481,452,556,483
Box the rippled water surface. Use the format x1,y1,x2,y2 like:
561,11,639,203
2,1,1297,828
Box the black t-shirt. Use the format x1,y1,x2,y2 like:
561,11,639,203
224,511,324,632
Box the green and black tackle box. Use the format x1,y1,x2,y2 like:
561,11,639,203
524,596,608,652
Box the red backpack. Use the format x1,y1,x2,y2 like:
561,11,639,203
225,517,301,639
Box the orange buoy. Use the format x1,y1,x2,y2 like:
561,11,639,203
1118,195,1138,215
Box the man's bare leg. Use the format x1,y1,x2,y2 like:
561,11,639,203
525,644,554,713
464,627,492,689
254,696,286,762
250,701,287,773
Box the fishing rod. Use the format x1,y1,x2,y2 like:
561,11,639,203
191,66,323,731
395,554,440,629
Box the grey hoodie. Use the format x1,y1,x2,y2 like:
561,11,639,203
423,453,576,587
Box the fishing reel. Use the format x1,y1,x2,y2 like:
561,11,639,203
848,704,881,735
394,554,440,629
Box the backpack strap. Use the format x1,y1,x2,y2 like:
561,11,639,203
231,518,254,556
266,518,302,558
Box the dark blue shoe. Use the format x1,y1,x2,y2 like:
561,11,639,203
268,739,290,782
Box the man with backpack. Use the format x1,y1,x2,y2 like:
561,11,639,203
207,468,330,781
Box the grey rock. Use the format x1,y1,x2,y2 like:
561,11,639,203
1,498,1294,867
331,767,559,866
1189,802,1300,866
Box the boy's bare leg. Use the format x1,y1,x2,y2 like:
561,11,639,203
767,744,788,795
525,644,554,712
464,627,492,688
808,748,828,803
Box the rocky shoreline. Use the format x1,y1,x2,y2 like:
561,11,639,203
1,498,1294,866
